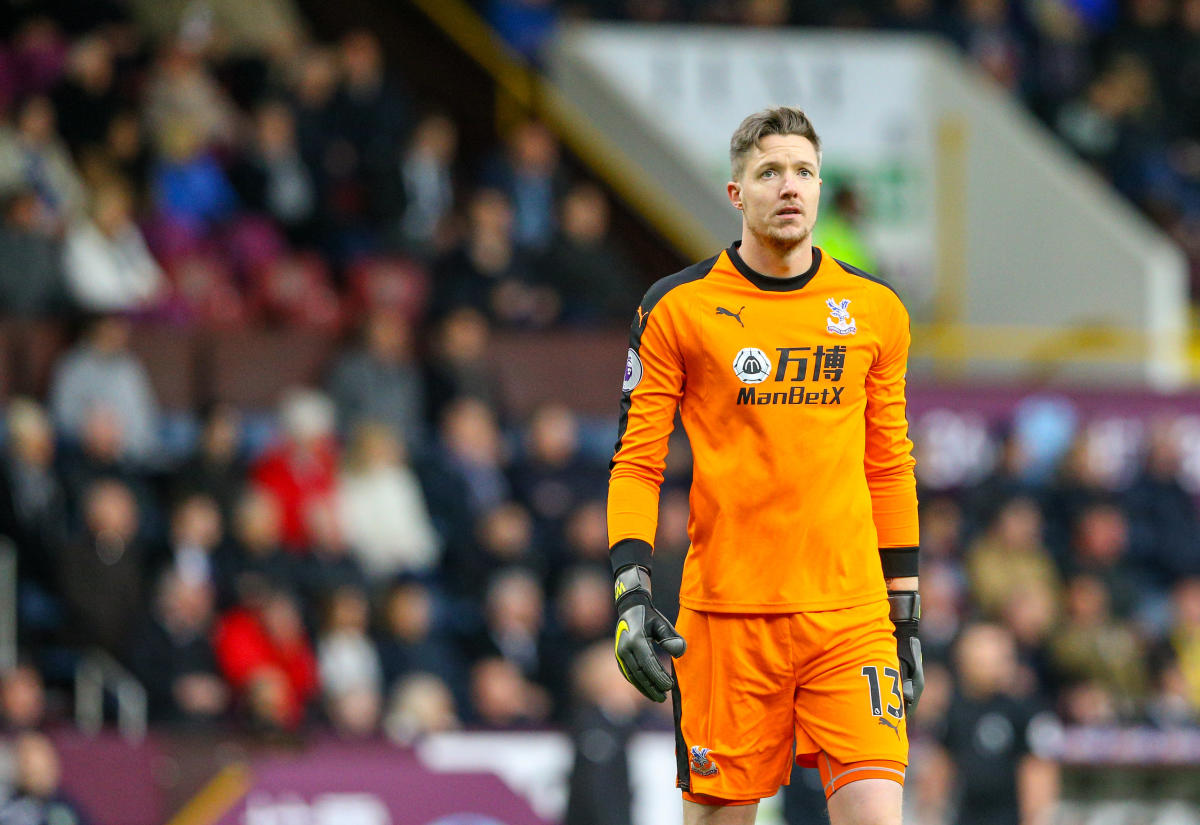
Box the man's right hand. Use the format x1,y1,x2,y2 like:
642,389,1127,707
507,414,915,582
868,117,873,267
613,565,686,702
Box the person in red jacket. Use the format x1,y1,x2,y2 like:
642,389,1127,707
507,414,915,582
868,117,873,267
213,586,318,730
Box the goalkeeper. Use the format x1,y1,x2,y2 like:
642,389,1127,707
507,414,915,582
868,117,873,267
608,106,922,825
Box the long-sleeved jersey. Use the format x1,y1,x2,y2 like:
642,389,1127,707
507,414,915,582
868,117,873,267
607,244,917,613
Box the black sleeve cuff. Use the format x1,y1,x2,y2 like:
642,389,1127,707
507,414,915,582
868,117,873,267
610,538,653,575
880,546,919,578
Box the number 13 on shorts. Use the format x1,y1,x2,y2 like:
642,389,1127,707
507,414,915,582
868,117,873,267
861,665,904,723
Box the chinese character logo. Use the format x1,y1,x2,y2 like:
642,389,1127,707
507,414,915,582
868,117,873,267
826,298,857,336
732,347,772,384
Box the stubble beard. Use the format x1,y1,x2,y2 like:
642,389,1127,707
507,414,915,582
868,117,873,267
749,218,813,256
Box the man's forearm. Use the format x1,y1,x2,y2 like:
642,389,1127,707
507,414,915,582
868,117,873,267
885,576,918,591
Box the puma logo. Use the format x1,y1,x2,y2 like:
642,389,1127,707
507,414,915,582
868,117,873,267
716,305,745,327
636,306,648,328
878,716,901,740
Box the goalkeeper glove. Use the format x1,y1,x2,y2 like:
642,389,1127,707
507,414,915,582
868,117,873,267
613,564,686,702
888,590,924,711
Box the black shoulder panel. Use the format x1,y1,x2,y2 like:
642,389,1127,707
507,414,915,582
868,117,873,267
832,257,902,300
639,254,720,320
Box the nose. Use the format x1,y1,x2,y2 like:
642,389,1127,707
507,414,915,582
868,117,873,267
779,172,801,197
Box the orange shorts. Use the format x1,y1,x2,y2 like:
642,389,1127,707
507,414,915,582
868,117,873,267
672,599,908,803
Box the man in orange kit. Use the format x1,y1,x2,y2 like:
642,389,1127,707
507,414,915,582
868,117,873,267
608,107,923,825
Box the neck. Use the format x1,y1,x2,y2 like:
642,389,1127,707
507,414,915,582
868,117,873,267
737,231,814,277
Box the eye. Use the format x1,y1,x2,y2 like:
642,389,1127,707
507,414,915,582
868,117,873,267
799,169,813,177
761,169,777,179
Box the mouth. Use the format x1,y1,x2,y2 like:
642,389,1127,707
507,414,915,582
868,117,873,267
775,206,803,218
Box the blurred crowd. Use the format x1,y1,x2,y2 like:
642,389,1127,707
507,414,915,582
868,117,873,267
492,0,1200,299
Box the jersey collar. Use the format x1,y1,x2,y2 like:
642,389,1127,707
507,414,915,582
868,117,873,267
726,241,822,292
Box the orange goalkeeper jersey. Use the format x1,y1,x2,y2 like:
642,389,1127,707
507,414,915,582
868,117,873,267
608,244,918,613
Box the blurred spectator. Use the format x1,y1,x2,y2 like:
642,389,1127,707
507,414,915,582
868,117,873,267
926,624,1059,825
1067,499,1147,618
213,586,318,731
127,571,229,724
436,397,511,517
1048,573,1148,715
142,45,237,153
468,656,550,728
48,315,161,464
999,582,1059,696
0,188,68,316
952,0,1026,92
337,421,441,582
511,404,606,541
383,673,460,745
286,46,339,198
1145,653,1198,728
964,427,1037,533
170,403,246,523
1167,578,1200,712
536,182,637,323
0,665,48,732
294,497,371,608
63,180,165,312
58,478,146,654
326,311,427,448
50,35,119,154
423,307,505,423
150,118,238,231
0,732,90,825
396,112,458,253
450,502,541,600
376,578,467,696
471,568,546,683
488,0,560,61
0,94,87,232
563,642,640,825
0,400,69,627
1124,425,1200,584
965,496,1061,620
432,187,553,326
159,493,224,589
222,487,299,608
80,112,152,207
814,185,877,273
251,388,339,552
229,100,318,244
316,585,383,738
541,566,614,714
484,120,566,252
9,18,69,96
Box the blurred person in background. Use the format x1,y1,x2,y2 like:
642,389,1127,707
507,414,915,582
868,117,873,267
0,400,69,642
434,397,512,518
395,112,458,255
376,577,467,701
535,181,638,323
1166,577,1200,712
0,94,86,233
450,502,541,599
923,623,1059,825
251,387,339,552
157,493,224,590
150,117,238,233
336,421,441,583
469,567,547,685
63,179,165,313
383,672,460,746
423,307,505,423
127,570,229,725
49,35,119,155
431,187,554,326
228,99,319,244
564,641,641,825
1047,573,1148,718
965,496,1061,620
468,656,549,729
59,478,146,655
0,664,49,732
213,585,317,732
0,732,90,825
511,404,606,547
326,311,427,449
295,497,371,608
1066,499,1148,619
484,120,566,253
221,488,299,609
170,403,246,524
0,188,68,316
316,584,383,738
1124,423,1200,585
999,583,1059,697
79,111,152,210
142,43,237,153
541,566,615,715
48,315,161,465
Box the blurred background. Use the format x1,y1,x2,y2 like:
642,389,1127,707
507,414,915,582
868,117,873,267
0,0,1197,824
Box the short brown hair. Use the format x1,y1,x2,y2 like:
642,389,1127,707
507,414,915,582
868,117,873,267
729,106,822,180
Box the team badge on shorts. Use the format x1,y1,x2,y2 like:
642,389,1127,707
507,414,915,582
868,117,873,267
826,298,857,336
689,746,720,776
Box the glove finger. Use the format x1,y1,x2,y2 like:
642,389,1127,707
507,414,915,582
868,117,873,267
632,640,675,694
651,619,687,658
617,638,667,701
626,655,667,702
